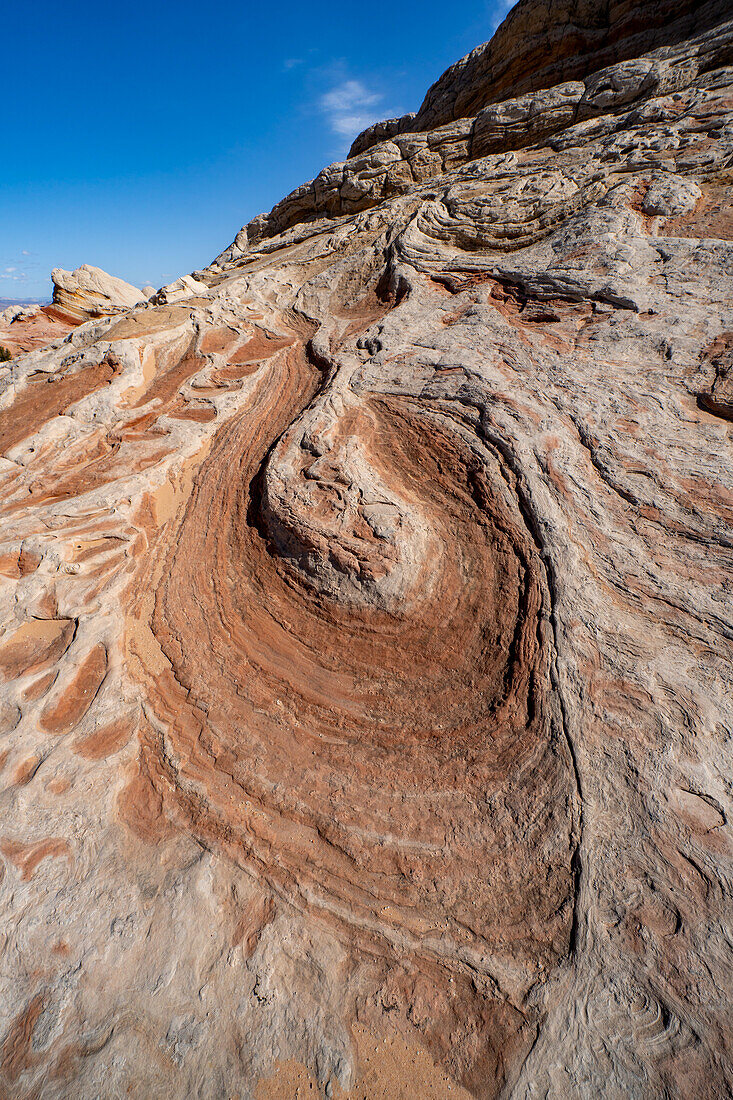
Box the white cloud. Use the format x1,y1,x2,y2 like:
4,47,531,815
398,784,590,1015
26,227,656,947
489,0,517,30
320,79,384,139
0,251,40,293
1,257,34,283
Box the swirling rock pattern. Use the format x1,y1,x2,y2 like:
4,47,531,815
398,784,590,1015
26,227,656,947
1,1,732,1097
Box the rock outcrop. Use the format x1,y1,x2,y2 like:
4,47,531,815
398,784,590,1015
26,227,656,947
349,0,733,153
50,263,148,323
207,0,733,259
0,1,731,1097
0,304,41,326
150,273,210,305
0,304,77,359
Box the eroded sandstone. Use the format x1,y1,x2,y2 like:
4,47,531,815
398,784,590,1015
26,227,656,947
50,264,148,323
0,1,731,1097
0,305,76,358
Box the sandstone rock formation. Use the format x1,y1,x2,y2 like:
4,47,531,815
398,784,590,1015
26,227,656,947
0,304,41,326
150,272,210,305
0,304,76,359
0,1,732,1097
49,263,148,323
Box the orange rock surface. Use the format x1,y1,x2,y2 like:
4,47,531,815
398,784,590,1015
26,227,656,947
0,1,731,1097
0,305,76,357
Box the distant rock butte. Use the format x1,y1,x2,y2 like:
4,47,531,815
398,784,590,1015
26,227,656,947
49,263,148,323
0,1,731,1098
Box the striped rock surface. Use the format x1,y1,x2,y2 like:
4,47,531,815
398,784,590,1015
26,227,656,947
0,0,731,1096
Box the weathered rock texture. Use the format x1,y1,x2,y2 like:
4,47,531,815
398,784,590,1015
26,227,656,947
50,264,148,323
0,305,76,358
1,1,732,1097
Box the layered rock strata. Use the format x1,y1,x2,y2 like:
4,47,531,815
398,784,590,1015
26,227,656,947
0,260,152,360
350,0,733,152
50,264,148,323
0,0,732,1097
0,305,76,358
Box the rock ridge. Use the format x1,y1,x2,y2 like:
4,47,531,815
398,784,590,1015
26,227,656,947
352,0,733,153
208,0,733,263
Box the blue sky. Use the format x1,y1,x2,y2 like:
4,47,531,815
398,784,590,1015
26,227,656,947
3,1,515,299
